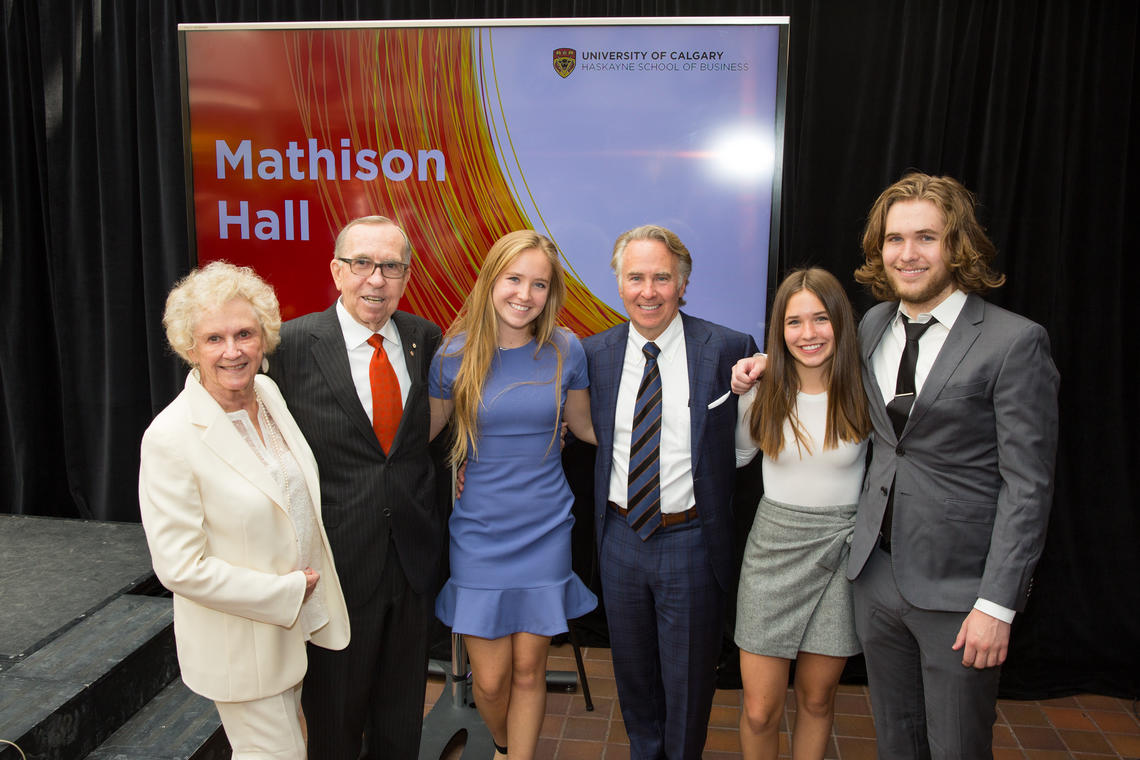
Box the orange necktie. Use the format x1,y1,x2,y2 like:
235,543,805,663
367,334,402,453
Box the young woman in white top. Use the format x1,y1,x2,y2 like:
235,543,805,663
734,267,871,760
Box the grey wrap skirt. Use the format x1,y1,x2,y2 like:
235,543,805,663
734,495,861,659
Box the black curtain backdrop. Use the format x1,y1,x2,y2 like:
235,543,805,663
3,0,1137,700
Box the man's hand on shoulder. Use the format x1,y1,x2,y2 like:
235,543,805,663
731,353,767,395
952,608,1010,669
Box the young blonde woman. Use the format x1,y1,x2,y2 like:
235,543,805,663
428,230,597,759
733,268,871,760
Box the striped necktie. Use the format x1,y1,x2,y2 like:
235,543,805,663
627,341,663,540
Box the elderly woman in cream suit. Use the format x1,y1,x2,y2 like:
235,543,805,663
139,261,349,759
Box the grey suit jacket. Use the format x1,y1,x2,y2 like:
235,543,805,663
583,312,758,591
269,305,446,607
847,293,1059,612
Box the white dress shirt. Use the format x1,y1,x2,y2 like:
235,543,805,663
336,299,411,420
607,314,695,514
869,288,1014,623
871,288,965,405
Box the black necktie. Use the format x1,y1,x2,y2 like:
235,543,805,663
627,342,662,540
880,316,936,551
886,317,937,438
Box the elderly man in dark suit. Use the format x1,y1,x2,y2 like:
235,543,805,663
583,225,758,760
270,216,445,759
846,173,1059,759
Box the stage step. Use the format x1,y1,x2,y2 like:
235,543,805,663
0,595,178,760
84,680,226,760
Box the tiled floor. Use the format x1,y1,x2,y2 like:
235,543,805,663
424,643,1140,759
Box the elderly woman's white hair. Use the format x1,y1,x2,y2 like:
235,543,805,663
162,261,282,365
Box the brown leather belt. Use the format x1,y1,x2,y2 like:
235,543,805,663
608,501,698,528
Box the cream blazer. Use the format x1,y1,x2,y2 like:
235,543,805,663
139,371,350,702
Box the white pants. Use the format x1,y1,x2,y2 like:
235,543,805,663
214,682,306,760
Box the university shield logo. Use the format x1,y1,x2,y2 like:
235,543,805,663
553,48,576,78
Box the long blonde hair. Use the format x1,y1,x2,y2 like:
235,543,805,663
750,268,870,456
441,231,567,464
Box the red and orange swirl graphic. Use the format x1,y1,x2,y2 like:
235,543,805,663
283,27,622,336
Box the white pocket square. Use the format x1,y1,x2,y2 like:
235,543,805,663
707,391,731,410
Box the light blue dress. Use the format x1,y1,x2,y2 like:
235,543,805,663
429,329,598,638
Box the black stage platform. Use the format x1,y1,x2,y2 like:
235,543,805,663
0,515,225,760
1,515,157,666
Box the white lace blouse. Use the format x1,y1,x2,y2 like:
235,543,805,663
228,398,329,638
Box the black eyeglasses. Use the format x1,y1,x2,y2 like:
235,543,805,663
336,257,410,279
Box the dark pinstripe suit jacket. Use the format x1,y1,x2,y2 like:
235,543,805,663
270,304,447,607
583,312,758,591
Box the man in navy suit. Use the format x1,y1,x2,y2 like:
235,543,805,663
583,225,758,760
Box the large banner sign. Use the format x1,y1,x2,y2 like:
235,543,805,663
180,18,788,341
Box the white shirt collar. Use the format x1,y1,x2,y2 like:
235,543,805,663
628,312,684,359
895,289,967,331
335,298,402,351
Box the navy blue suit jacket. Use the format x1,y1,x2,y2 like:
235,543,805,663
582,312,758,591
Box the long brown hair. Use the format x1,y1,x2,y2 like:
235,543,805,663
441,230,567,464
749,268,870,456
855,172,1005,300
